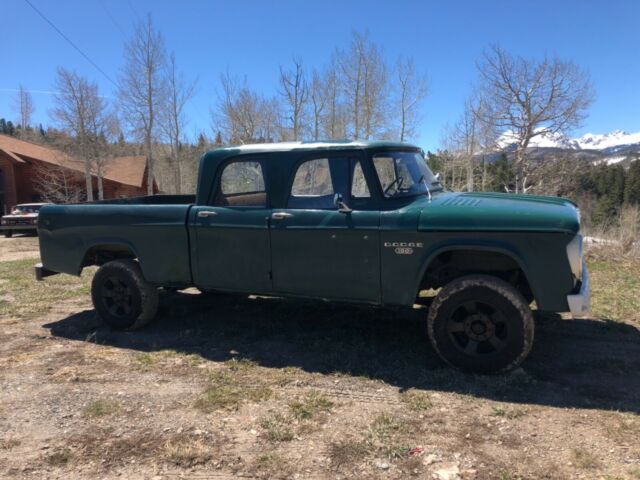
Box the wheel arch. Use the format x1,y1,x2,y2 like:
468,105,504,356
80,240,141,273
415,244,536,303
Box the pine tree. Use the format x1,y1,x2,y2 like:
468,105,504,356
0,118,6,134
624,160,640,205
486,153,514,192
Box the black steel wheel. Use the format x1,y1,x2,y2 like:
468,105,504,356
91,259,159,330
427,275,534,373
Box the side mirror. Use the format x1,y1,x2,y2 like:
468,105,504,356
333,193,352,214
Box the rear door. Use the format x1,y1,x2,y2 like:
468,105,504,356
190,157,272,293
269,154,381,303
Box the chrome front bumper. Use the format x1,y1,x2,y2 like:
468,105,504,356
567,261,590,317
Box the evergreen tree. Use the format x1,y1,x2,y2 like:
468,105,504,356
624,160,640,205
486,153,515,192
0,118,6,134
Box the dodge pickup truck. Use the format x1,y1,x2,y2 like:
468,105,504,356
36,141,589,373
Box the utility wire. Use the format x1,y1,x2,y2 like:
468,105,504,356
22,0,118,87
98,0,127,39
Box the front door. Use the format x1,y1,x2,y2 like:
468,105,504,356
191,158,272,293
270,155,381,303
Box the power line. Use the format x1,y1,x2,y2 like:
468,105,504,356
22,0,118,88
98,0,127,39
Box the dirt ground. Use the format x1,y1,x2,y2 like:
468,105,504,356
0,236,639,480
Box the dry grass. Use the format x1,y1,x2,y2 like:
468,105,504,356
260,413,294,442
164,436,215,467
572,448,601,469
0,438,20,450
328,438,369,469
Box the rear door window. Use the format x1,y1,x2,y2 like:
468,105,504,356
214,160,267,207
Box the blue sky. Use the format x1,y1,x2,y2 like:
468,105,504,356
1,0,639,151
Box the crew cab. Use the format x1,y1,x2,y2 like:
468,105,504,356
36,141,589,373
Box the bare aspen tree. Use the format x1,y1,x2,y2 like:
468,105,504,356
34,162,85,203
51,68,111,201
309,69,327,141
279,57,308,141
396,57,428,142
475,45,594,193
118,14,167,195
13,85,35,130
161,52,196,194
337,31,389,140
214,72,276,144
322,62,346,139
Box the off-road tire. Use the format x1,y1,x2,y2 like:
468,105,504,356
4,231,12,238
91,259,159,330
427,275,534,374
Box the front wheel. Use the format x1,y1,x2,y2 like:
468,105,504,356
91,259,159,330
4,231,12,238
427,275,534,374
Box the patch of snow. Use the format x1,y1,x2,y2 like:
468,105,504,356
604,156,627,165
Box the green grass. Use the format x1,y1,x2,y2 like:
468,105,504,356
195,371,271,412
0,258,93,319
587,257,640,323
490,406,527,420
83,399,120,417
400,389,432,411
288,391,333,420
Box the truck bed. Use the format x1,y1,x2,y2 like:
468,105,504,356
38,199,194,286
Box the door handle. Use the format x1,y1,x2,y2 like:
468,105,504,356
271,211,294,220
197,210,218,218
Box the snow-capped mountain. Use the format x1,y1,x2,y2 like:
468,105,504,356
499,129,640,152
496,129,640,166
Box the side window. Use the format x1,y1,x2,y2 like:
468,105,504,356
351,160,370,198
288,158,335,209
214,160,266,207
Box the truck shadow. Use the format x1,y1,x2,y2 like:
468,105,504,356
44,290,640,413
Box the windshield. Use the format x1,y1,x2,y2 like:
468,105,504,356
12,205,42,214
372,151,440,198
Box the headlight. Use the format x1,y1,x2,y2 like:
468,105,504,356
566,234,583,280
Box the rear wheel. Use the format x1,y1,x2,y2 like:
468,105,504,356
91,259,159,330
427,275,534,373
4,231,12,238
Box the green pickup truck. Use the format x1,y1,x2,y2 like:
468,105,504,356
36,141,589,373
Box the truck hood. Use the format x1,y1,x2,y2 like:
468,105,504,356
418,191,580,234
